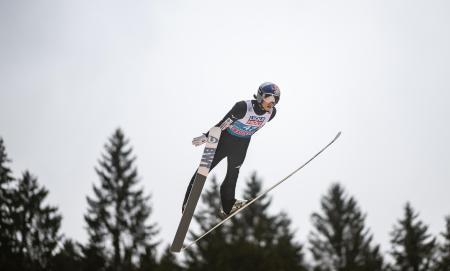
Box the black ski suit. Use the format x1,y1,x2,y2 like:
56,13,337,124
183,100,276,214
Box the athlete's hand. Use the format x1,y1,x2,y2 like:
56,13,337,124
192,134,207,146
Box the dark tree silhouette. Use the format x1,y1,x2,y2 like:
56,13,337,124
230,172,307,271
390,202,436,271
0,137,17,270
309,183,384,271
434,216,450,271
84,128,159,271
11,171,62,271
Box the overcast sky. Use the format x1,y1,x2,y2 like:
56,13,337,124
1,0,449,258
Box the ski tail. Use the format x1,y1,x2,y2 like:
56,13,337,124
170,127,222,253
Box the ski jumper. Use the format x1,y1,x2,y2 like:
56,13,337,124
183,100,276,214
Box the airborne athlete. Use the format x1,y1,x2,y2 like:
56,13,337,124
182,82,281,217
173,82,340,252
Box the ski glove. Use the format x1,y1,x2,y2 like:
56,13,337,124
192,134,207,146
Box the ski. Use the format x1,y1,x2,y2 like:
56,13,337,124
170,127,222,253
180,131,342,252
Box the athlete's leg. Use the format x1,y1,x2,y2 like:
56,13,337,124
220,142,249,214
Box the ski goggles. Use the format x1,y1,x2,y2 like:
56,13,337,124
263,93,280,104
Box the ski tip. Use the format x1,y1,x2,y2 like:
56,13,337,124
334,131,342,140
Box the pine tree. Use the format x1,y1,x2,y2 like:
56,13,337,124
434,216,450,271
84,128,159,271
231,172,306,271
309,183,384,271
11,171,63,271
390,202,436,271
0,137,17,269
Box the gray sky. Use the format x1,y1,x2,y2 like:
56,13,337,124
1,0,450,257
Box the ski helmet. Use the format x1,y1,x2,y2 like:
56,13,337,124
254,82,280,105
